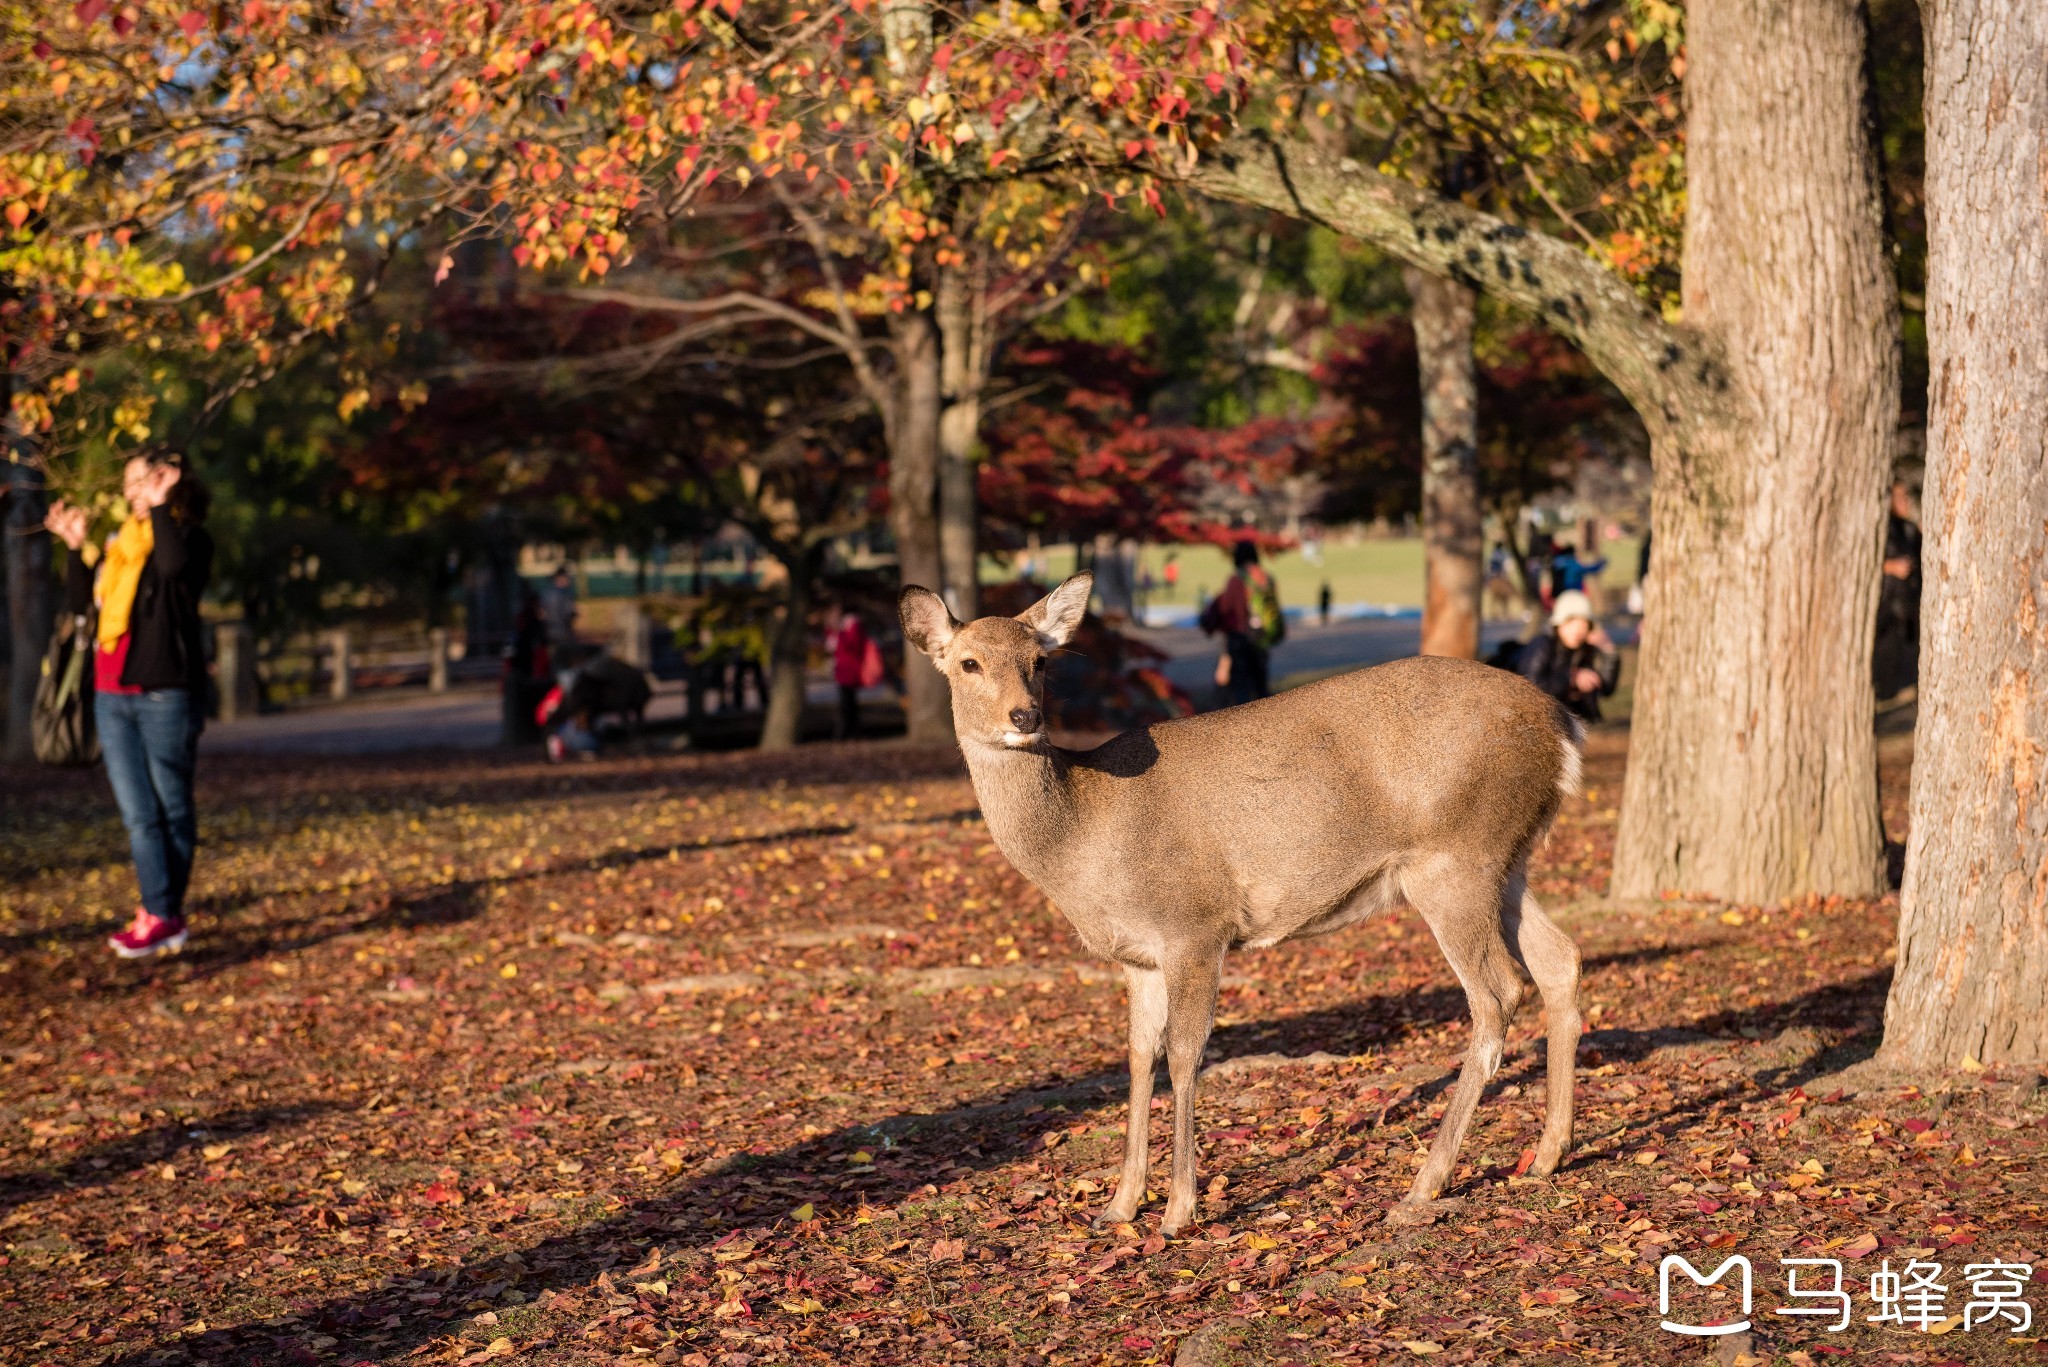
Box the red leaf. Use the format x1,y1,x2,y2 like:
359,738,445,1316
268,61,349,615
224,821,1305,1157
1513,1146,1537,1176
177,9,206,36
73,0,109,22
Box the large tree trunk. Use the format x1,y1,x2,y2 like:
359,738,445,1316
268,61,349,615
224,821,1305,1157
759,546,819,752
1611,0,1897,903
888,310,953,744
935,263,983,622
1403,266,1483,659
1878,0,2048,1069
4,443,54,763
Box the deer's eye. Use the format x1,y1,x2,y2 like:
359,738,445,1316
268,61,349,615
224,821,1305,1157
1031,657,1045,675
959,658,981,674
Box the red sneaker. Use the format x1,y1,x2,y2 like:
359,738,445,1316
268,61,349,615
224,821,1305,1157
109,908,188,959
545,733,566,764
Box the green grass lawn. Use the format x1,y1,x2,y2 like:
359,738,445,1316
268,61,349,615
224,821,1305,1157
994,536,1643,612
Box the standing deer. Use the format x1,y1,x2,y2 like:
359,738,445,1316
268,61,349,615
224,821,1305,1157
900,572,1584,1231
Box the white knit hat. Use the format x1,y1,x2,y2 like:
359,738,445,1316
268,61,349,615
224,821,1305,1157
1550,590,1594,626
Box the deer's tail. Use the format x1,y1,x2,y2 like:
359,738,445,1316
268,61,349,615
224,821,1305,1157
1554,711,1586,798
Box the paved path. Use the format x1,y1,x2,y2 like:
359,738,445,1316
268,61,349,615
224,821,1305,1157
1131,616,1525,700
200,617,1534,756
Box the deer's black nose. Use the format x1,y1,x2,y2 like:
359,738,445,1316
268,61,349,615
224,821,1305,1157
1009,707,1043,733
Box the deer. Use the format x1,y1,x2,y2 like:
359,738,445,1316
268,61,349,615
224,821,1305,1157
899,572,1585,1233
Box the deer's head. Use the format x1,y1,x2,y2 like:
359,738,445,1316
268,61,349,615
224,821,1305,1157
900,573,1092,750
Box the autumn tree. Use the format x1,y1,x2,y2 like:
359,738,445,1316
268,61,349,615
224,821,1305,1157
977,339,1307,552
1878,1,2048,1068
1159,2,1896,903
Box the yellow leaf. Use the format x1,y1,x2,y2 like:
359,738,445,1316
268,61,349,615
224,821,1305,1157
1718,910,1745,926
499,963,518,978
1402,1342,1444,1356
790,1202,814,1221
202,1143,233,1161
1247,1234,1278,1250
849,1151,874,1164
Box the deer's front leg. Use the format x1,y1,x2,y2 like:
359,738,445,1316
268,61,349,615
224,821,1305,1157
1161,947,1224,1235
1096,966,1167,1228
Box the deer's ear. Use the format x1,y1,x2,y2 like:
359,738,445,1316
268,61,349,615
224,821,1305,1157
898,586,959,662
1018,572,1092,648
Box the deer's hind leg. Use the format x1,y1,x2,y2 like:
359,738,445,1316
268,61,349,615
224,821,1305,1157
1503,873,1581,1177
1395,858,1526,1221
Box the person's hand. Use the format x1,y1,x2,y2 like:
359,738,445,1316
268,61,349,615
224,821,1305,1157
1572,667,1604,695
131,462,182,513
44,500,89,550
1587,624,1615,651
1883,555,1914,580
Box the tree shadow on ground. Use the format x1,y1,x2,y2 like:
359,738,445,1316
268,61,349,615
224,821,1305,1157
0,1102,338,1219
90,944,1731,1366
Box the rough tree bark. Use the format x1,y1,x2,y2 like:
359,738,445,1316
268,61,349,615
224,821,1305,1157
935,262,987,623
888,309,954,744
1878,0,2048,1068
1403,266,1483,659
1185,0,1897,904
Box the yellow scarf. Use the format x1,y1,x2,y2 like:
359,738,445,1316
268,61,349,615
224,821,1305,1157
96,514,154,651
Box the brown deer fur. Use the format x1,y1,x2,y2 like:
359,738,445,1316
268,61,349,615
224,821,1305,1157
900,572,1585,1232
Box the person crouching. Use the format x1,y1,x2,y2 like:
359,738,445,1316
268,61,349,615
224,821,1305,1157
1515,589,1618,722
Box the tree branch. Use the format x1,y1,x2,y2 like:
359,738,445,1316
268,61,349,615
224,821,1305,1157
1177,129,1722,440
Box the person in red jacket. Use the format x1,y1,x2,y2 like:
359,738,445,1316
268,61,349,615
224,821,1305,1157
828,604,883,739
47,451,215,959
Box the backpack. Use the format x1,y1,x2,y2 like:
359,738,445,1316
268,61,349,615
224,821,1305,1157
33,612,100,767
1241,567,1286,649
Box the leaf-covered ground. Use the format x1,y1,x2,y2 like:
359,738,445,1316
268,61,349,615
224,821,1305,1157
3,728,2044,1365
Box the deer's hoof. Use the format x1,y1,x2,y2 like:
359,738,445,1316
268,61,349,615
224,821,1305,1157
1384,1197,1463,1227
1159,1203,1195,1237
1092,1203,1141,1231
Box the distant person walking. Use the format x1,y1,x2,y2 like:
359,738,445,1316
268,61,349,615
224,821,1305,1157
1516,590,1619,722
541,566,579,649
1318,580,1333,628
829,605,883,739
46,451,214,959
1199,539,1284,706
1549,541,1607,596
1873,480,1923,700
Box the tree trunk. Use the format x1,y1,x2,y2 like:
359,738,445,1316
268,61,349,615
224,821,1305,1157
936,264,984,623
1878,0,2048,1069
1403,266,1483,659
1610,0,1897,903
888,309,953,744
4,444,54,763
759,547,819,752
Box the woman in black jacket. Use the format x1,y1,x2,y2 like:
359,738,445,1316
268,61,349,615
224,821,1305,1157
47,451,215,959
1516,589,1619,721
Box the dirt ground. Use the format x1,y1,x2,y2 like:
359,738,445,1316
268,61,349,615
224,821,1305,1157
4,725,2044,1365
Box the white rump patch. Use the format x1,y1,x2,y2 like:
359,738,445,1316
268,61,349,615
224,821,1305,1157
1556,721,1586,797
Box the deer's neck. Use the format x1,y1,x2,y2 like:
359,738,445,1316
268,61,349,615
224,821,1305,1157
961,741,1089,886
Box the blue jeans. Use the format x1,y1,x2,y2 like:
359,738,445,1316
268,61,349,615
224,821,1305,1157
96,689,201,920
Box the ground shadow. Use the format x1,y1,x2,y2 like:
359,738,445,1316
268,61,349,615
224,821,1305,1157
81,943,1710,1366
0,1102,337,1219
